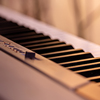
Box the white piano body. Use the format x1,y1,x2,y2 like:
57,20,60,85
0,6,100,100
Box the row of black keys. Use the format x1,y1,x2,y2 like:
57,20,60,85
0,17,100,83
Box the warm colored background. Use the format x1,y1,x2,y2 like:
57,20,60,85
0,0,100,45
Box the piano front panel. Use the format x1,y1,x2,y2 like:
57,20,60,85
0,5,100,100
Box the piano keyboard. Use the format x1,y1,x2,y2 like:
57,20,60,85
0,10,99,84
0,5,100,100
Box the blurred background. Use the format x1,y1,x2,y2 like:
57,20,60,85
0,0,100,45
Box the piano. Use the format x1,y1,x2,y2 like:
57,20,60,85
0,5,100,100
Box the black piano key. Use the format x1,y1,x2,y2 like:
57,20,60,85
13,35,50,43
91,78,100,82
26,41,66,49
49,52,93,63
12,34,45,40
32,44,74,54
78,69,100,78
0,25,25,31
60,57,100,67
0,27,34,35
12,33,44,40
5,31,37,38
69,62,100,71
0,21,18,27
20,39,59,46
0,20,12,23
42,49,84,58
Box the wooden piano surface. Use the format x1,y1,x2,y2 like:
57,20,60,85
0,5,100,100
